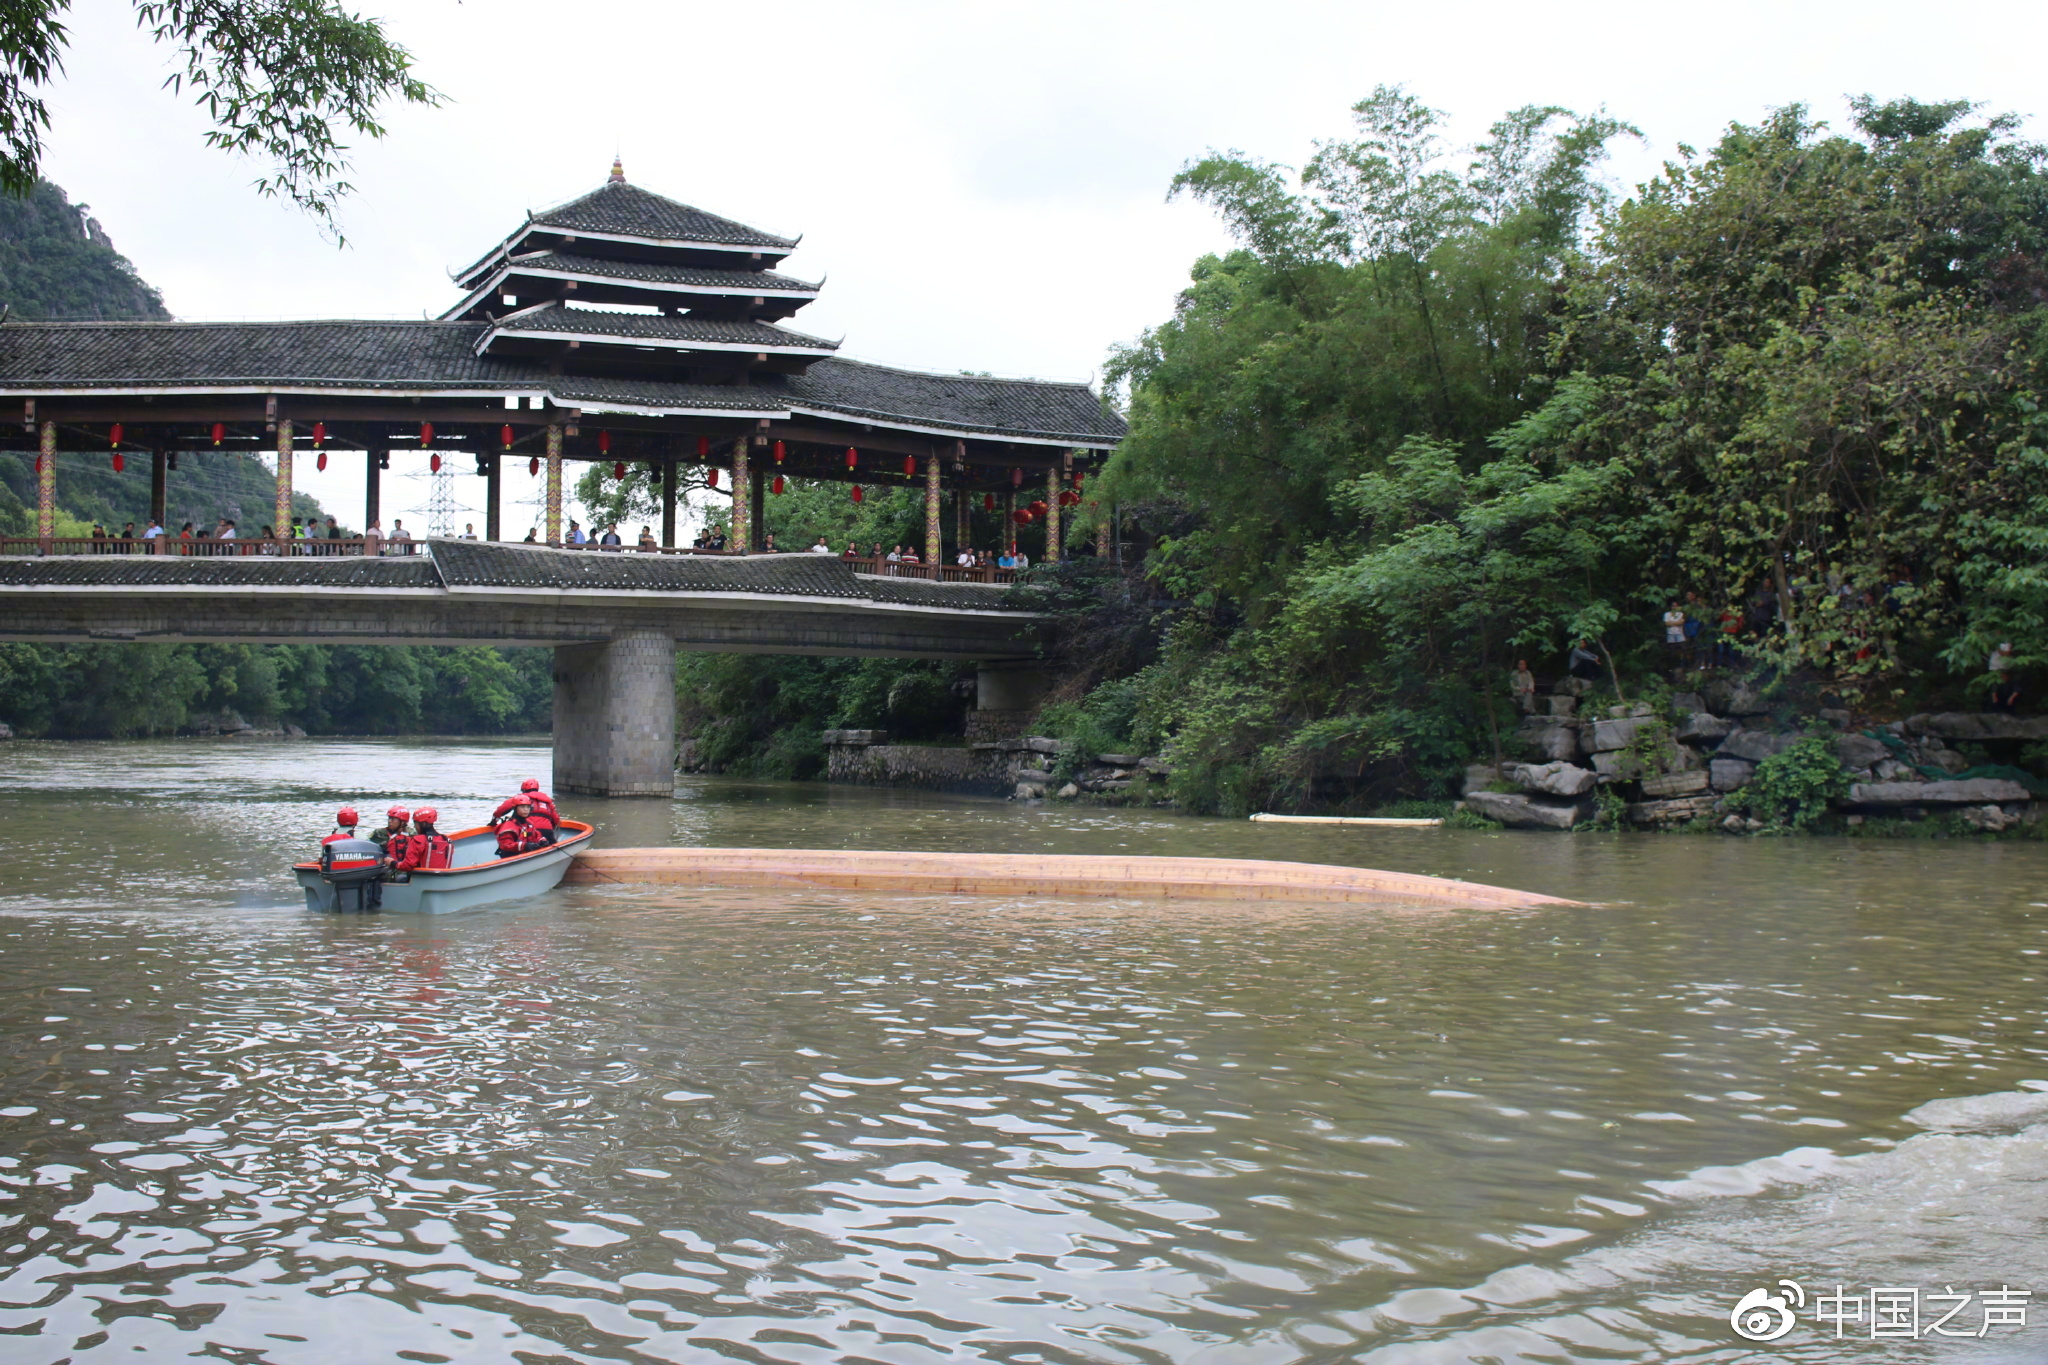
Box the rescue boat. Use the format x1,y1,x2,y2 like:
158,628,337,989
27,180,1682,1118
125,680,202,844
292,819,595,913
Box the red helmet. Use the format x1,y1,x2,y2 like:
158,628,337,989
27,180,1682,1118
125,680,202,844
335,807,358,826
387,805,411,821
412,806,438,825
520,778,541,792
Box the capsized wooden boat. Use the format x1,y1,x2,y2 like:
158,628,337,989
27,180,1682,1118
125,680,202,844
293,819,594,913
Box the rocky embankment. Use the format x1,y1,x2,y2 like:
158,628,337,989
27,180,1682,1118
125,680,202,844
1461,682,2042,833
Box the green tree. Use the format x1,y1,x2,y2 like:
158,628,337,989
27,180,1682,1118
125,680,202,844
0,1,437,239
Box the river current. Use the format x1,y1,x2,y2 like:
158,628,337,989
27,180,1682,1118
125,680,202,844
0,738,2044,1363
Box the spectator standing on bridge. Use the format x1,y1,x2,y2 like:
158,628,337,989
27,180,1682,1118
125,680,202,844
119,522,137,552
598,524,622,550
389,519,413,554
566,519,587,547
762,533,777,553
461,523,478,540
638,526,658,550
524,527,538,543
812,536,832,554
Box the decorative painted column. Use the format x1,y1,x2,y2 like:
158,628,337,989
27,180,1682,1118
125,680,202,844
924,455,942,565
660,457,677,547
274,420,293,538
1005,491,1016,556
37,419,55,548
545,423,563,545
1044,464,1061,564
730,437,749,552
955,487,970,553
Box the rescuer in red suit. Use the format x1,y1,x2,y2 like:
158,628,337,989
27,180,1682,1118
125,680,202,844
322,807,361,845
394,807,454,873
491,779,559,842
495,801,553,858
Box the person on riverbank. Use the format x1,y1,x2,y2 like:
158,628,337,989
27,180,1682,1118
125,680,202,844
1511,660,1537,714
1990,642,2020,712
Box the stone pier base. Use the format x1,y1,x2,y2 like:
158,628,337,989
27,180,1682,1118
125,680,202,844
553,630,676,797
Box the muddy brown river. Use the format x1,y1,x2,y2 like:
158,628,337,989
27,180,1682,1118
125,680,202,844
0,738,2044,1362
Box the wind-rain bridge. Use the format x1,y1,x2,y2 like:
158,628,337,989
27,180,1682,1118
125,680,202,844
0,160,1120,794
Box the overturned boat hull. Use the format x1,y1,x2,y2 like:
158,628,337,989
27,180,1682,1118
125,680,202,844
294,821,594,913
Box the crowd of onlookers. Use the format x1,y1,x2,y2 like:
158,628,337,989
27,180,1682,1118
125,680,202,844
75,514,440,554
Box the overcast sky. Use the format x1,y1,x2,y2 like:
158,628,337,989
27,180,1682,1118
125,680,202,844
38,0,2048,532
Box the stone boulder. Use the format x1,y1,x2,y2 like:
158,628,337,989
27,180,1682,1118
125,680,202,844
1845,778,2032,806
1095,753,1141,766
1960,804,2023,833
1905,713,2048,742
1463,762,1504,796
1709,757,1756,791
1511,761,1599,797
1462,791,1590,830
1545,694,1578,718
1640,769,1710,798
1833,733,1890,772
1674,712,1734,744
1669,692,1706,716
1586,716,1660,752
1516,719,1582,763
1718,728,1803,763
1705,678,1771,716
1627,794,1718,826
1592,750,1645,781
0,721,13,739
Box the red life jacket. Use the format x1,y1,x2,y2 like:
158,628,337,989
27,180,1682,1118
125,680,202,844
492,792,560,826
496,818,549,855
321,829,356,845
397,831,453,871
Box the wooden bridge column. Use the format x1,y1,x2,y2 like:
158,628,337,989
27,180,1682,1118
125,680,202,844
552,629,677,797
659,457,676,548
36,420,54,550
273,421,292,539
730,437,749,552
955,487,970,554
1005,491,1016,556
924,455,942,564
544,424,563,545
150,451,167,530
365,451,381,532
750,463,766,550
484,452,501,541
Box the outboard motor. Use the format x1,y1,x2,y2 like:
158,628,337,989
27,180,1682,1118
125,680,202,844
318,838,387,912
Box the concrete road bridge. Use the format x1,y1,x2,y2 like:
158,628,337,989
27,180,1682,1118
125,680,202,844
0,540,1053,795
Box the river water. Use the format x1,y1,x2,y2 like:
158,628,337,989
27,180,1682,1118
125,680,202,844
1,738,2044,1364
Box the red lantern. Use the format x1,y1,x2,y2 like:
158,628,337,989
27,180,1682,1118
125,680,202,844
851,485,864,503
708,468,719,488
844,446,858,470
983,492,995,511
1011,509,1030,526
419,422,433,447
771,474,784,495
427,452,440,473
613,461,626,480
211,422,225,446
1011,466,1023,487
316,452,328,471
109,423,122,448
1072,469,1084,487
33,454,41,474
902,454,916,477
111,452,124,473
500,424,513,449
529,456,540,477
598,430,611,455
697,436,710,458
312,421,326,448
773,440,785,464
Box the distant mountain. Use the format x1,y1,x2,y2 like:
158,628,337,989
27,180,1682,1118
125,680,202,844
0,180,169,321
0,179,324,534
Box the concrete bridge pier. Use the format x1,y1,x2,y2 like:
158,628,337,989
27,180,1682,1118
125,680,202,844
553,629,677,797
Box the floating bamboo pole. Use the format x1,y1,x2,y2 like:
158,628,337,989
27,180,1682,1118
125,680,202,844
564,848,1576,909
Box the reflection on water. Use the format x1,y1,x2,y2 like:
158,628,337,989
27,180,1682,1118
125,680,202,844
0,739,2045,1362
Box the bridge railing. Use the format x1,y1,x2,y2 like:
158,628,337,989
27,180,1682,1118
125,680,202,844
570,543,1019,583
0,536,420,557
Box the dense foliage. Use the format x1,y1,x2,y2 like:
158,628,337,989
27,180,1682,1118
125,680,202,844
0,642,553,738
0,179,168,320
1071,91,2048,813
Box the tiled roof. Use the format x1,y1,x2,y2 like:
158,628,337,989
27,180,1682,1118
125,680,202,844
782,358,1126,445
0,541,1040,611
0,553,440,587
0,319,531,391
0,323,1124,446
494,253,817,293
529,182,797,250
486,305,837,352
431,540,1038,611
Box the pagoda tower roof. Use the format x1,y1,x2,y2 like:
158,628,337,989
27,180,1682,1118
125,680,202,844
444,252,819,323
